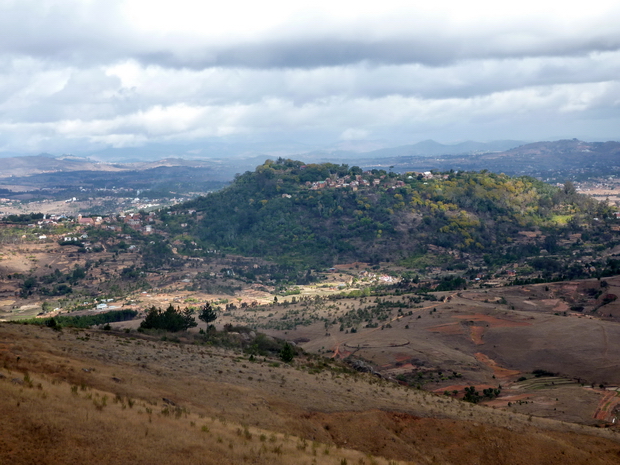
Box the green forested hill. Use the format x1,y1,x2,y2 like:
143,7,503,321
161,159,614,269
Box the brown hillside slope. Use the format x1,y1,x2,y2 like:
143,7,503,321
1,323,620,465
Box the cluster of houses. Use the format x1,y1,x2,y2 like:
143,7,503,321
308,174,384,191
14,212,159,244
29,214,68,227
306,171,445,192
75,212,156,234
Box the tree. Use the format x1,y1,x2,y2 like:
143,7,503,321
198,302,217,327
140,304,197,332
280,342,295,363
41,301,52,314
563,181,576,196
45,317,61,331
463,386,480,403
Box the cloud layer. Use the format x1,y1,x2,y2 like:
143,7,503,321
0,0,619,155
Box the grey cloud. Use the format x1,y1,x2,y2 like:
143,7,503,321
0,1,130,63
99,53,620,109
1,2,620,70
141,33,620,70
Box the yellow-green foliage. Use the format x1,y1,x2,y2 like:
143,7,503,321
550,214,573,225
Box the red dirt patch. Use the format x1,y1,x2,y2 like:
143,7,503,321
394,353,413,363
475,352,521,379
429,314,530,345
593,389,620,422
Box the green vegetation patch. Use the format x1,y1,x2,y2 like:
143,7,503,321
20,309,138,329
399,253,453,270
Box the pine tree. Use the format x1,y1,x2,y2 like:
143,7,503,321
280,342,295,363
198,302,217,327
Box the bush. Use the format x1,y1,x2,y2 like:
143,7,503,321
198,302,218,326
246,333,282,356
45,317,61,331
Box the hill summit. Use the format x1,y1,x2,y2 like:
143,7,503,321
164,159,612,270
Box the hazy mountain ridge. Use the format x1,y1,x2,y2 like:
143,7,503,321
360,139,525,158
0,139,616,182
358,139,620,177
0,155,121,178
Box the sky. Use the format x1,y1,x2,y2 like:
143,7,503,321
0,0,619,157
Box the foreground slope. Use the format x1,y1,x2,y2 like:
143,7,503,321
2,323,620,464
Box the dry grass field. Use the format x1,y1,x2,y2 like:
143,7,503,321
3,322,620,464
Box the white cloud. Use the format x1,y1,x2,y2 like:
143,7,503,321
340,128,369,140
0,0,619,154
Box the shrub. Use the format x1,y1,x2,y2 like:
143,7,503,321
45,317,61,331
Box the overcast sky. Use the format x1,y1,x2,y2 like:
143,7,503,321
0,0,619,156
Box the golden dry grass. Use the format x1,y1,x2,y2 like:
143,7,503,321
2,323,620,465
1,375,400,465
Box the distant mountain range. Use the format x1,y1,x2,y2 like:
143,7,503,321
0,139,618,182
319,139,525,159
360,139,620,178
0,139,524,163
